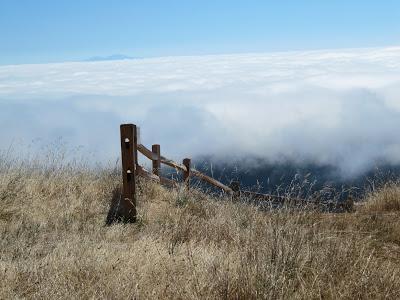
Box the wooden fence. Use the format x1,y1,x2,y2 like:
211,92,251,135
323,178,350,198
114,123,353,223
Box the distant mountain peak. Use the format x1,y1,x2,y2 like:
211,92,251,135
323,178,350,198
84,54,135,62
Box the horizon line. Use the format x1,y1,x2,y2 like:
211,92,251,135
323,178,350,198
2,44,400,68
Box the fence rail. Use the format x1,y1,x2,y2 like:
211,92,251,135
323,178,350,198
137,138,233,193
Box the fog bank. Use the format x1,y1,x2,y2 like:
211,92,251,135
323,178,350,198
1,46,400,177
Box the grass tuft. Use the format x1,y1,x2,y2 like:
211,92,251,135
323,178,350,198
363,183,400,212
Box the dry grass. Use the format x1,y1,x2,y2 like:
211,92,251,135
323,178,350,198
1,156,400,299
362,183,400,212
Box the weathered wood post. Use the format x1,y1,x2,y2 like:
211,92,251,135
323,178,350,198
118,124,137,222
152,144,161,176
230,181,241,200
183,158,191,189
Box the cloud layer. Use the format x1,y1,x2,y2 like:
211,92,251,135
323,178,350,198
1,46,400,176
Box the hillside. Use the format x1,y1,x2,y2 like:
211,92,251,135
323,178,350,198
1,158,400,299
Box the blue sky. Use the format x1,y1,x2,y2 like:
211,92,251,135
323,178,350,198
1,0,399,65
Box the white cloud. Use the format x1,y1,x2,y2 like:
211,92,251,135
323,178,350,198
1,46,400,176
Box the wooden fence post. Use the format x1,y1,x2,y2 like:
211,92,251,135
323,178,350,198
183,158,191,189
152,144,161,176
230,181,240,199
119,124,137,222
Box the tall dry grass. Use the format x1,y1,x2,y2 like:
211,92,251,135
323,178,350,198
0,153,400,299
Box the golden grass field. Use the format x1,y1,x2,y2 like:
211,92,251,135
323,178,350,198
1,155,400,299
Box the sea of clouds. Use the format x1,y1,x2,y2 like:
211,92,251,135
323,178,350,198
1,46,400,176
